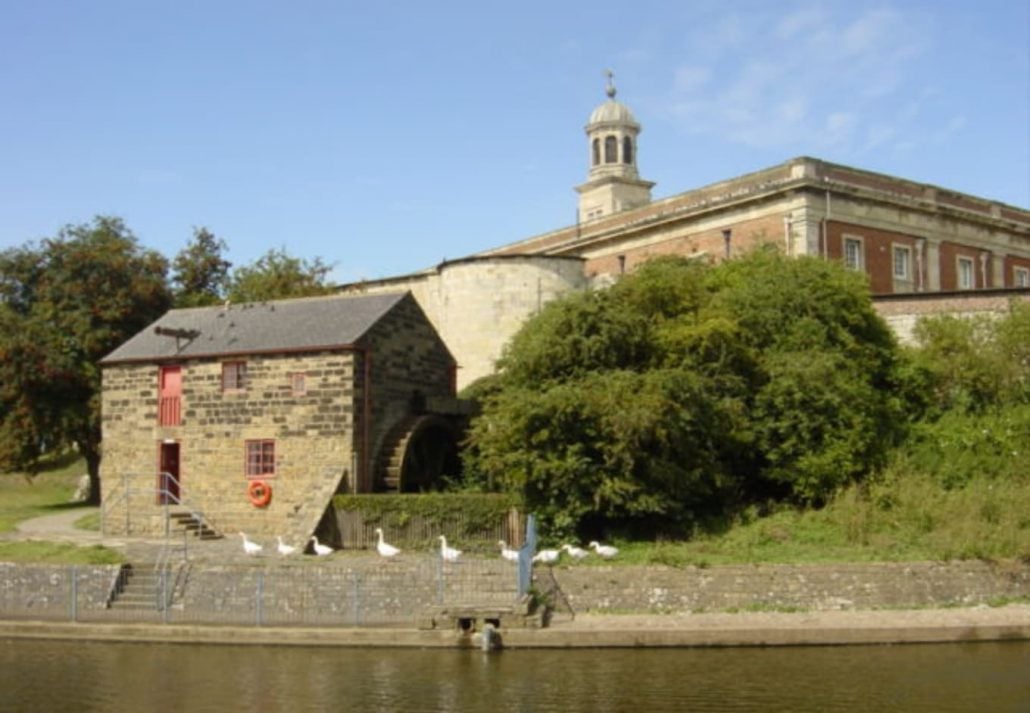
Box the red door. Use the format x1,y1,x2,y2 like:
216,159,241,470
159,366,182,426
158,442,181,505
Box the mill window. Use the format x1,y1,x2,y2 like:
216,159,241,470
622,136,633,164
245,440,276,478
222,361,246,391
957,257,975,290
604,135,617,163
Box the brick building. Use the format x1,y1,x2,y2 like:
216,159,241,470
99,292,460,542
343,79,1030,389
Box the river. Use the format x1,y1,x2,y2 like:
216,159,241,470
1,638,1026,712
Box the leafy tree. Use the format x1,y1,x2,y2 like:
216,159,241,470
0,216,171,502
909,302,1030,414
463,251,906,537
226,247,334,303
172,227,232,307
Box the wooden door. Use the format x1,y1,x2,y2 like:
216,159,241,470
158,442,180,505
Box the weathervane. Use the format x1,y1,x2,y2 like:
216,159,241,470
605,69,617,99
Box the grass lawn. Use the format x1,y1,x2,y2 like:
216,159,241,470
0,453,124,565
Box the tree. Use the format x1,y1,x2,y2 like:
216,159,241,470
0,216,171,502
226,247,334,303
462,251,906,537
172,227,232,307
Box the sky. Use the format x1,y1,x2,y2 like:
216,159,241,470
1,1,1028,284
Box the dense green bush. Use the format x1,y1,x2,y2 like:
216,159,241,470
463,249,907,538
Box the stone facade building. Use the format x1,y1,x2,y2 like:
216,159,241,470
341,80,1030,390
100,292,458,542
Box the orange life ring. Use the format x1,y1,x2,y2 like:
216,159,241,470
247,480,272,507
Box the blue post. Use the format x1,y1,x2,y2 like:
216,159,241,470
517,514,537,598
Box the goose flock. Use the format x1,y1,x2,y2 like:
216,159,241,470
237,531,619,564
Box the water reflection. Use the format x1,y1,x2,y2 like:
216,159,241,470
1,638,1027,712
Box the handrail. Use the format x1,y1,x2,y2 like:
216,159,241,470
102,471,221,559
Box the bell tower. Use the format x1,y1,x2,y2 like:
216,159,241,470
576,71,655,223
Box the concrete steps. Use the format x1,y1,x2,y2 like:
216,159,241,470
107,565,174,611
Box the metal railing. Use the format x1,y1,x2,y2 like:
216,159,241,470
101,472,220,559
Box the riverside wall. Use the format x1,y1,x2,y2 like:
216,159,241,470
2,559,1028,625
547,560,1030,614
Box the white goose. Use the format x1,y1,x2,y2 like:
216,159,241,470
589,540,619,559
276,536,296,556
562,543,589,560
438,535,462,562
375,527,401,558
498,540,519,562
532,548,561,565
309,535,333,556
239,532,262,556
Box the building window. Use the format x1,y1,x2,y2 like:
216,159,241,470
893,245,911,279
1014,267,1029,287
222,361,246,391
604,135,617,163
622,136,633,165
291,372,306,397
591,138,600,166
245,440,275,478
843,237,864,271
957,257,975,290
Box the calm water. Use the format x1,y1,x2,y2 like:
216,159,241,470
1,638,1027,712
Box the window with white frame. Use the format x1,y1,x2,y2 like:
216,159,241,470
957,257,975,290
893,245,911,280
1015,267,1029,287
843,237,864,271
245,440,275,478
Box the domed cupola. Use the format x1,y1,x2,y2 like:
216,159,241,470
576,71,654,223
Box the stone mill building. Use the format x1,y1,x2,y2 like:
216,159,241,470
100,291,462,543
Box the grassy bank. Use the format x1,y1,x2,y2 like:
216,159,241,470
0,455,124,564
582,470,1030,567
3,455,1026,567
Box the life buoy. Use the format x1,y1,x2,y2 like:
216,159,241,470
247,480,272,507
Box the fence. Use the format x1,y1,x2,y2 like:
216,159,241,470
0,557,522,629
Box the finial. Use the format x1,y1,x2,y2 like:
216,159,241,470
605,69,616,99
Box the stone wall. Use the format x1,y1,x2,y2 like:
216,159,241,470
102,350,359,542
873,289,1030,344
547,561,1030,614
339,256,587,389
0,564,121,618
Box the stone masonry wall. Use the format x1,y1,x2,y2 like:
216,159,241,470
102,351,358,542
0,564,122,618
548,561,1030,614
361,294,456,491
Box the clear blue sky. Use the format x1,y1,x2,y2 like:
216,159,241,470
2,1,1028,283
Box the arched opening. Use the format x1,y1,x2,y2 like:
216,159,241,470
592,138,600,166
387,415,462,493
604,135,617,163
623,136,633,164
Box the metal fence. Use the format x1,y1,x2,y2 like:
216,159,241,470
0,557,523,629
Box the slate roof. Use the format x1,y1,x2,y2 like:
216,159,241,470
102,292,410,364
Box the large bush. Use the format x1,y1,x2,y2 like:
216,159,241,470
462,250,907,537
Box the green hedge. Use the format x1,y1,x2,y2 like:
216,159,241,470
331,492,522,538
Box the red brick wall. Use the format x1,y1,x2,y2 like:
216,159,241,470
583,213,790,277
939,242,991,290
825,220,922,294
1005,255,1030,286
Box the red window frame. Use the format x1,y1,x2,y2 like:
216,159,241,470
222,361,246,391
245,440,276,478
